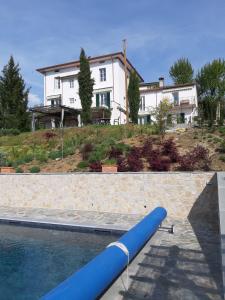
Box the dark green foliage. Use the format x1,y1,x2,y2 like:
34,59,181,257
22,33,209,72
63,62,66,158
77,161,89,169
219,140,225,153
0,56,30,131
169,58,194,84
29,166,40,173
0,152,7,166
219,155,225,162
0,128,20,136
15,167,24,173
128,71,140,124
49,150,61,160
78,49,94,125
196,59,225,126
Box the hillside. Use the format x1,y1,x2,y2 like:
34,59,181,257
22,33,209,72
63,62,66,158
0,125,225,173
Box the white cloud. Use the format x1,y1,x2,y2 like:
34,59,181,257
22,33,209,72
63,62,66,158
28,93,42,107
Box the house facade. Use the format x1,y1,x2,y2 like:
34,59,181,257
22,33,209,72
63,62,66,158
138,78,198,125
36,52,143,127
35,52,198,128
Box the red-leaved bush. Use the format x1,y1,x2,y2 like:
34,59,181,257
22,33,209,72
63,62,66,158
142,138,153,158
149,157,171,171
161,138,179,162
43,131,57,141
117,157,128,172
178,145,210,171
127,147,143,172
89,161,102,172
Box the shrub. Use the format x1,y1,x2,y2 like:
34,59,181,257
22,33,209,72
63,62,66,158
178,145,210,171
103,158,117,165
77,161,89,169
43,131,57,141
29,166,40,173
0,152,7,166
219,140,225,153
63,147,75,157
36,152,48,162
108,146,123,159
0,128,20,136
89,161,102,172
15,167,24,173
127,147,143,172
81,143,94,160
149,157,171,171
218,127,225,135
178,154,196,171
219,155,225,162
49,150,61,160
161,138,179,162
117,157,128,172
142,138,153,158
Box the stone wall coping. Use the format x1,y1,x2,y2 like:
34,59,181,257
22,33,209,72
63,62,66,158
0,171,216,176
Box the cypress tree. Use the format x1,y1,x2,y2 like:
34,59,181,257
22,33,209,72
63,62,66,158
0,56,29,131
78,48,94,125
128,71,140,124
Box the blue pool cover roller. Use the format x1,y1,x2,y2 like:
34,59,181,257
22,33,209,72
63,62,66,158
41,207,167,300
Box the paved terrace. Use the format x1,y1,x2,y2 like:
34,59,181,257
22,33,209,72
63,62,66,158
0,206,223,300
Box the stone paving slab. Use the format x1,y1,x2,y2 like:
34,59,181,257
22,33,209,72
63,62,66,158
117,220,223,300
0,206,144,232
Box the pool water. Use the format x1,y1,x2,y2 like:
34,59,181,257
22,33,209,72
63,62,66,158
0,223,119,300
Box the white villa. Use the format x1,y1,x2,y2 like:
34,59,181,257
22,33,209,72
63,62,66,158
32,52,198,129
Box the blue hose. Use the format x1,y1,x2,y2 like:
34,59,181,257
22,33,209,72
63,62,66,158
41,207,167,300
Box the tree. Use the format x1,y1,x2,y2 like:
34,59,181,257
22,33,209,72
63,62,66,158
128,71,140,123
196,59,225,126
78,48,94,125
169,58,194,84
153,98,172,139
0,56,29,131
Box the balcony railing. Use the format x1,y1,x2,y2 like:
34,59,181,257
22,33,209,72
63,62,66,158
139,96,196,113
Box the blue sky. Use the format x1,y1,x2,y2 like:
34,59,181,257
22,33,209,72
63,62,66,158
0,0,225,106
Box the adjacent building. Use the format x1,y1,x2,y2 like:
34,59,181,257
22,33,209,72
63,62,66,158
32,52,198,129
139,78,198,125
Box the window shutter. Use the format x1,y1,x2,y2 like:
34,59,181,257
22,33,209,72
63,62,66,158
107,92,110,108
96,94,99,107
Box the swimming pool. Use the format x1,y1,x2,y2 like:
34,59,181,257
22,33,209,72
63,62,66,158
0,223,120,300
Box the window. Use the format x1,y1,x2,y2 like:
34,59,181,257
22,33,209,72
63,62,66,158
96,92,110,108
54,78,60,89
69,98,75,104
172,92,179,105
69,79,74,88
139,96,145,111
50,99,61,106
100,93,107,106
138,115,151,125
99,68,106,81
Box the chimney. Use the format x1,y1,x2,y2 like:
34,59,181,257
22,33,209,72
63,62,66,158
159,77,164,88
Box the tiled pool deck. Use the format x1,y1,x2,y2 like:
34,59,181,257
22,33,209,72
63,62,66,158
0,206,143,233
0,206,223,300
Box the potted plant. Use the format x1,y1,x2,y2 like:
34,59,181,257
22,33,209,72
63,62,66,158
0,152,15,173
102,158,118,173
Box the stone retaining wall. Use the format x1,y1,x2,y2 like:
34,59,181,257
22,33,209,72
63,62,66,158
0,172,216,220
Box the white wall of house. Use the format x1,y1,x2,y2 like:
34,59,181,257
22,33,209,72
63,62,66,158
43,58,128,125
139,84,198,125
40,54,198,127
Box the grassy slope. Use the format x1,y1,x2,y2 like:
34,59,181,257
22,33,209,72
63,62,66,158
0,125,225,172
